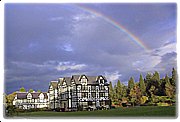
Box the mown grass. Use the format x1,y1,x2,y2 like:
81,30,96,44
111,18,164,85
13,106,176,118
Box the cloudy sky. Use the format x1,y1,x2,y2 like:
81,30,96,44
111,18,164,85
5,3,177,94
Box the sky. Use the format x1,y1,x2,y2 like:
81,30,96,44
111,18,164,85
4,3,177,94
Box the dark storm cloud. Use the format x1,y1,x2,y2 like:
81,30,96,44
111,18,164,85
5,3,177,94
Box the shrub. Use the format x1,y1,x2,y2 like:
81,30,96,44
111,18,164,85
157,102,170,106
77,105,83,111
140,96,148,105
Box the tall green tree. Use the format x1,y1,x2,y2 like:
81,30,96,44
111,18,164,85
152,71,160,81
171,67,177,86
165,74,170,83
28,89,34,93
113,85,118,101
139,74,146,95
109,82,114,101
37,90,41,92
19,87,26,92
128,77,135,90
116,80,122,99
165,78,175,98
145,72,152,84
122,84,127,97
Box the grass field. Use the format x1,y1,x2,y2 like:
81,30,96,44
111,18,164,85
11,106,177,118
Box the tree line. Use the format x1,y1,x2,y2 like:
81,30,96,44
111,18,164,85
109,68,177,106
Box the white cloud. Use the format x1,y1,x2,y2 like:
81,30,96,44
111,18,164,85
104,71,122,82
132,55,161,72
153,42,176,56
55,62,86,71
61,43,73,52
49,17,63,21
73,13,96,22
132,42,176,72
11,61,86,71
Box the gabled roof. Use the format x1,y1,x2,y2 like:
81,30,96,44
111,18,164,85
16,92,48,99
58,78,64,86
17,92,28,99
50,81,58,89
51,75,108,86
86,76,98,84
72,75,81,84
64,77,72,85
31,92,40,99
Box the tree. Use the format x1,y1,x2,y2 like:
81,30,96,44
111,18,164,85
37,90,41,92
165,74,170,83
19,87,26,92
116,80,122,100
113,85,118,101
129,85,142,106
165,79,175,98
152,71,160,81
28,89,34,93
128,77,135,91
122,84,127,97
145,72,152,84
171,67,177,86
109,82,114,101
139,74,146,95
6,92,17,106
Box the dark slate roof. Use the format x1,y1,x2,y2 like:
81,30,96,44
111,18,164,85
72,75,81,84
31,92,40,99
50,81,58,89
64,77,71,85
17,92,28,99
87,76,98,84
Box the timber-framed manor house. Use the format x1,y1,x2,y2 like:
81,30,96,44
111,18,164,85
13,75,110,111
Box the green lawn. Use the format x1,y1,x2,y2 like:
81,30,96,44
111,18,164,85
12,106,176,118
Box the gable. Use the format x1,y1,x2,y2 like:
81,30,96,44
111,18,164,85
27,93,32,99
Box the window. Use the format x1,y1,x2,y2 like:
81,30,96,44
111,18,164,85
100,101,105,106
81,92,88,98
100,79,104,84
99,92,105,97
88,101,93,106
100,85,104,90
91,86,96,90
81,77,87,85
82,85,87,90
91,92,96,98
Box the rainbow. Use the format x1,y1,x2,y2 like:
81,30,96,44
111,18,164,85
74,4,149,51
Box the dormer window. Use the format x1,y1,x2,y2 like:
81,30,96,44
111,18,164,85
100,79,104,84
62,81,66,88
81,76,87,85
27,93,32,99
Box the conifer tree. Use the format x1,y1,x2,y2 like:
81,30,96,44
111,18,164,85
139,74,146,95
128,77,135,90
109,81,114,101
165,74,170,83
116,80,122,99
113,85,118,101
171,67,177,86
145,72,152,84
165,79,174,98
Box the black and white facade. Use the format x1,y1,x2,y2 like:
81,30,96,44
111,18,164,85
48,75,110,111
13,92,49,109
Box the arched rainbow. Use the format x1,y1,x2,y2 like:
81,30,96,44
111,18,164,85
74,4,149,51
